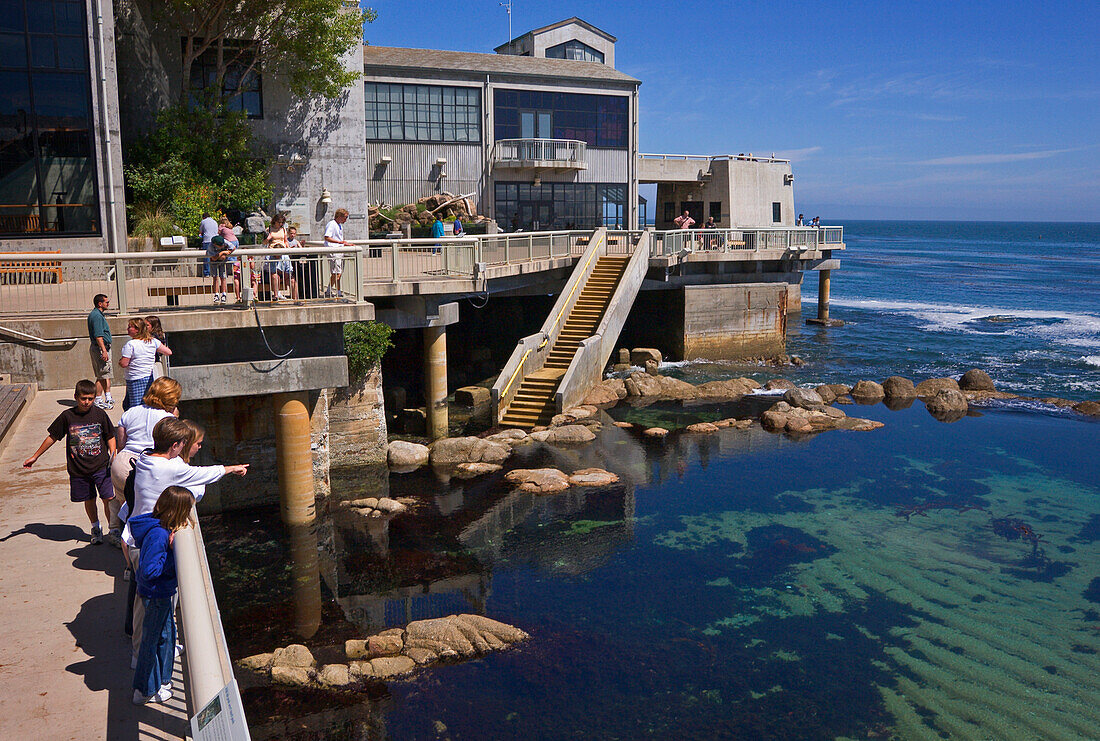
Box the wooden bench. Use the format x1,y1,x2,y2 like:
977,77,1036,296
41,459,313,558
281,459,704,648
0,251,63,284
0,383,33,457
148,280,238,307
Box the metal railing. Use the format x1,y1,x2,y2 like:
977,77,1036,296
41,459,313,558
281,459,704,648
493,139,587,167
650,226,843,257
0,245,362,318
176,506,250,735
639,152,792,164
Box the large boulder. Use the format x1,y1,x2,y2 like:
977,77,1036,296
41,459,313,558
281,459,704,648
388,441,430,469
625,372,697,400
783,388,825,410
764,379,796,391
814,385,837,404
882,376,917,399
271,666,313,686
822,383,852,397
850,380,885,402
915,377,960,397
403,614,529,663
454,386,491,406
504,468,571,493
695,377,761,400
582,378,627,406
317,664,353,688
529,425,596,444
630,348,662,366
925,389,969,421
272,644,315,669
958,369,996,391
429,436,511,465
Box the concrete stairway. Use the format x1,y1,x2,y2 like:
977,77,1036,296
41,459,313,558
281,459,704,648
500,255,631,428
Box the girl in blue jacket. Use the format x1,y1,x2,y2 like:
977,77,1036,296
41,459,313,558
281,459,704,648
129,485,194,705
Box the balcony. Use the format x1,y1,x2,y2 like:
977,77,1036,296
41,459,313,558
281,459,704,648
492,139,588,170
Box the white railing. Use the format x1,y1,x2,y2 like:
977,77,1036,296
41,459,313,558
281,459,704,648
493,139,587,167
651,226,843,257
639,152,792,164
473,230,590,267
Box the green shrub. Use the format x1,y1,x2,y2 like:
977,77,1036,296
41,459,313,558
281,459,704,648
344,321,394,380
129,202,176,240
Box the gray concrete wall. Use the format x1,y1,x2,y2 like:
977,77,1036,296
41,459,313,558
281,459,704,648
326,364,387,468
682,283,788,359
727,159,795,227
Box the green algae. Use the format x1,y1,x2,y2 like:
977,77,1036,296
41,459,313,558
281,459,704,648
568,519,622,535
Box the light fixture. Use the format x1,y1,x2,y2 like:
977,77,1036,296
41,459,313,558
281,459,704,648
435,157,447,166
320,187,332,204
438,169,447,180
379,155,392,165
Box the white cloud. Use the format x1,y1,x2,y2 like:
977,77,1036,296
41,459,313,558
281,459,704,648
915,148,1077,165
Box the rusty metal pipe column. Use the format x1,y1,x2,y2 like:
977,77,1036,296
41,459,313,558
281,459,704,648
817,269,831,322
424,325,448,439
274,392,315,526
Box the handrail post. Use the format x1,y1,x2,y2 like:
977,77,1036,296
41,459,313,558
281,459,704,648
528,234,533,261
391,243,399,283
354,247,364,300
113,257,128,314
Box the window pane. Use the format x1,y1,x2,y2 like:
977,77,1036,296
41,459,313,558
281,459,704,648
0,69,40,234
29,34,54,67
0,0,25,33
55,2,83,34
55,35,84,69
26,1,51,31
0,32,26,66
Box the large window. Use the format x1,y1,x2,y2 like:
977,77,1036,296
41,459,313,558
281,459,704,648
364,83,481,142
495,182,626,231
494,90,627,148
188,43,263,117
0,0,99,237
545,40,604,64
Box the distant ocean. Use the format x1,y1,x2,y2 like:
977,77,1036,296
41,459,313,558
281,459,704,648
671,220,1100,401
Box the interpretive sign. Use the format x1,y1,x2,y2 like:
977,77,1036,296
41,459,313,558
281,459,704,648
191,679,250,741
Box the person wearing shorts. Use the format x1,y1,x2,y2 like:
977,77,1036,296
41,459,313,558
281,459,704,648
324,208,351,297
207,234,232,304
24,379,117,544
87,293,114,409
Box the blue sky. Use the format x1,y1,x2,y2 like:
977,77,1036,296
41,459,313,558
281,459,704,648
361,1,1100,221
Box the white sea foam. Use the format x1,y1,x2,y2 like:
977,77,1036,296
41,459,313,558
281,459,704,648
828,298,1100,350
1082,355,1100,368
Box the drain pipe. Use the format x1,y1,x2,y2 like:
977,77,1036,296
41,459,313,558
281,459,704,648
91,0,119,255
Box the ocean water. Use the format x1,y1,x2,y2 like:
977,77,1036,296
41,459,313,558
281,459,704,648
673,221,1100,400
202,221,1100,740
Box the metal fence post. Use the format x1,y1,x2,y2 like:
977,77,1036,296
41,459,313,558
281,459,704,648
391,243,399,283
113,258,128,314
354,247,365,300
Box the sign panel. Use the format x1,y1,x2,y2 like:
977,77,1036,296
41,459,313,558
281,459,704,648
191,679,251,741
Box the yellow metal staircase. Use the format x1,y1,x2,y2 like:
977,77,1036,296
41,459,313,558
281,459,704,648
500,255,631,427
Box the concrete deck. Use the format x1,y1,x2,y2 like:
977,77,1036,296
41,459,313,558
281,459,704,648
0,390,188,740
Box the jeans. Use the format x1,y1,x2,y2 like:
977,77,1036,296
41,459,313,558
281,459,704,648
133,595,176,697
201,242,211,277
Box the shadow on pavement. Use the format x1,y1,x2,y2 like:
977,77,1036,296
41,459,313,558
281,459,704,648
0,522,88,543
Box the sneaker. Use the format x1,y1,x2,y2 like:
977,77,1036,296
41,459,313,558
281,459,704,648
132,689,154,705
105,528,122,548
220,292,228,303
103,398,114,410
175,643,184,658
90,524,103,545
212,294,221,304
156,684,172,702
94,396,106,409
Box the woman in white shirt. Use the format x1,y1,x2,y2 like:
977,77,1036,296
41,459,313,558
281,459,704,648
120,318,172,411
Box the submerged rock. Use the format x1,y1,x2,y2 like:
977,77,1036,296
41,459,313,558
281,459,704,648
271,665,313,686
685,422,720,434
761,402,880,436
403,614,529,663
272,644,315,669
504,468,571,493
369,656,417,678
958,368,996,391
882,376,917,398
568,468,620,486
1074,400,1100,416
530,425,596,444
453,462,502,479
317,664,352,688
643,427,669,438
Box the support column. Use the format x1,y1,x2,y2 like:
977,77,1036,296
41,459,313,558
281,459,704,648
288,523,321,639
424,325,448,439
274,392,315,526
817,269,831,321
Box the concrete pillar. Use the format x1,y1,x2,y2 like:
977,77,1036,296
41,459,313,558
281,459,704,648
817,269,831,321
274,392,315,526
288,523,321,639
423,325,448,439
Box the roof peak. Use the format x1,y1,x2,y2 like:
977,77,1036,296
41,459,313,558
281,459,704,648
494,17,617,52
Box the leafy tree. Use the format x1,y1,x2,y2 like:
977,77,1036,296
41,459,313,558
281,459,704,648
123,106,270,234
163,0,376,110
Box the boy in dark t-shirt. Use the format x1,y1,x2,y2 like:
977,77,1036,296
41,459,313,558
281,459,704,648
24,379,117,544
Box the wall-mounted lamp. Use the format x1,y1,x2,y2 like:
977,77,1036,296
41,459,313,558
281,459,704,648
438,170,447,180
320,187,332,204
379,155,392,165
435,157,448,166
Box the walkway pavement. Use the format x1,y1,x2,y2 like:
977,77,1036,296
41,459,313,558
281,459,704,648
0,390,188,740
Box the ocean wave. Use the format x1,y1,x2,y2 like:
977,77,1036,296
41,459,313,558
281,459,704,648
826,298,1100,350
1082,355,1100,368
